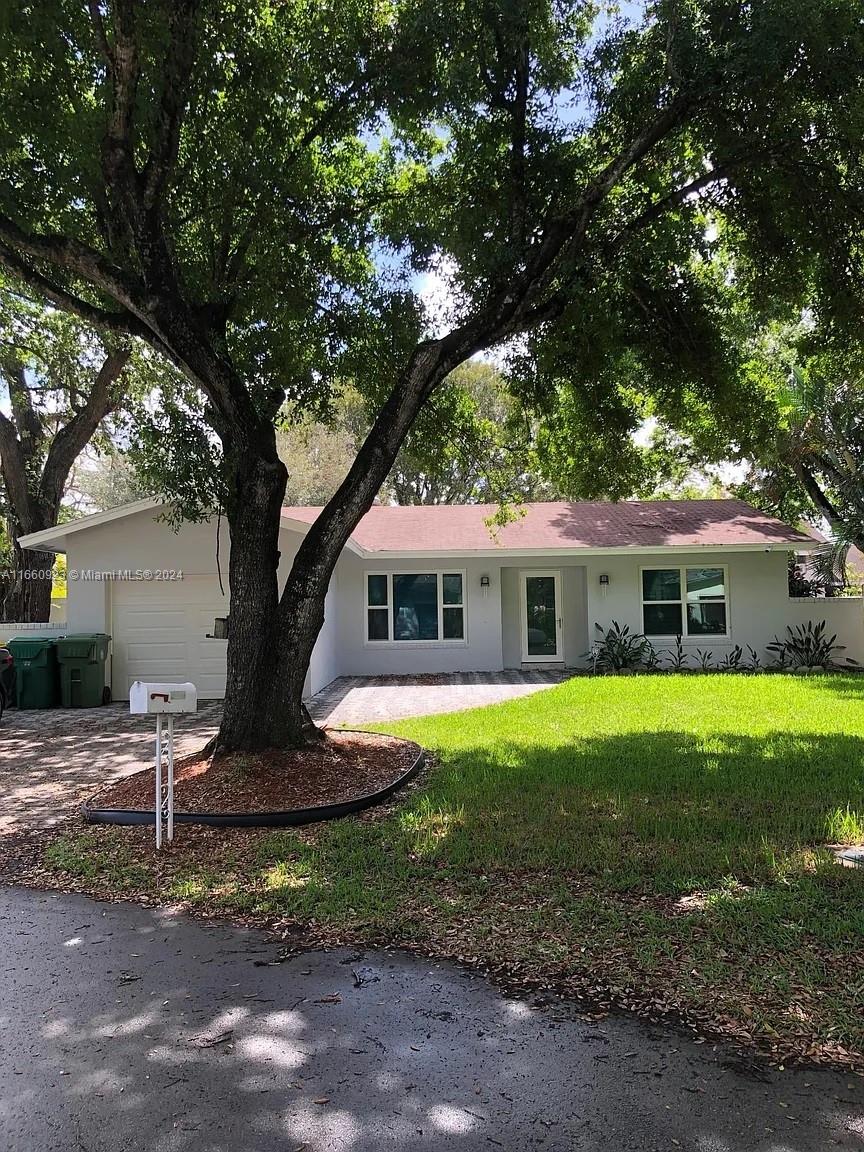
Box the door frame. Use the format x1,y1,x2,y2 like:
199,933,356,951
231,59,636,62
519,569,564,663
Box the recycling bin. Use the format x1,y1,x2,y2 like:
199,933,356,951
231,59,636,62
7,635,60,709
56,633,111,708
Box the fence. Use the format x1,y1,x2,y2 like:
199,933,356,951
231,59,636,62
0,621,67,645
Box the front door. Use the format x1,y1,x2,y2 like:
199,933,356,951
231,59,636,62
521,571,563,662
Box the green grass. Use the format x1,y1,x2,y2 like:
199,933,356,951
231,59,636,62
43,673,864,1064
383,672,864,890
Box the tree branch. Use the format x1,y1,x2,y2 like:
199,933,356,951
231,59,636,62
509,23,530,249
86,0,111,62
0,214,142,306
616,152,770,239
0,244,139,335
796,462,840,525
38,347,131,512
6,363,44,451
0,406,34,533
141,0,202,209
89,0,142,248
533,91,694,274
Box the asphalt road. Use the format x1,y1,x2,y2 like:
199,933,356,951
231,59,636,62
1,887,862,1151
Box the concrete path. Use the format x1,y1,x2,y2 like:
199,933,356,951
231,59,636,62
1,887,862,1152
0,674,568,832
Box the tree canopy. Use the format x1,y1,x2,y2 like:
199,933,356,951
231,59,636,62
275,360,554,507
0,281,136,617
0,0,862,746
736,332,864,582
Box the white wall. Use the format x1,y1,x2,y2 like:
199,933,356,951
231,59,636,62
308,578,340,694
0,622,66,644
786,597,864,665
62,506,340,697
500,567,520,668
582,549,864,665
335,552,505,676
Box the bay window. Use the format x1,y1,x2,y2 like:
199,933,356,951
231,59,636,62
366,571,465,643
641,566,728,638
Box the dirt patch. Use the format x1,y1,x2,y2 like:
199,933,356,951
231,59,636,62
87,730,421,813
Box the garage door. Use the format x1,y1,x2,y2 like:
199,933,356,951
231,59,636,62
110,577,229,700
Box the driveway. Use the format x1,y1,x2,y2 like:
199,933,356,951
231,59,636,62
0,703,221,833
2,887,862,1152
0,673,568,832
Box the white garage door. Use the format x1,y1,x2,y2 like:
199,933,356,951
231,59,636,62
110,577,229,700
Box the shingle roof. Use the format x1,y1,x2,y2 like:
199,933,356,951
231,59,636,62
281,499,812,554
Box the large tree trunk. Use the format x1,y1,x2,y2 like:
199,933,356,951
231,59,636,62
215,346,455,752
215,442,304,750
1,518,55,623
6,547,54,622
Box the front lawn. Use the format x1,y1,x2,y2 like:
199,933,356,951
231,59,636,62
36,674,864,1067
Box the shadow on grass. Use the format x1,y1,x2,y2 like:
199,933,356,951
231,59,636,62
793,671,864,700
40,722,864,1064
401,728,864,887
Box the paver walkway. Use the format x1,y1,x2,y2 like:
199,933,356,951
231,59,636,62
0,673,569,831
307,670,570,726
2,887,862,1152
0,703,222,832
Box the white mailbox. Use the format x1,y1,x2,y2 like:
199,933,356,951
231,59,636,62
130,681,197,850
130,681,198,715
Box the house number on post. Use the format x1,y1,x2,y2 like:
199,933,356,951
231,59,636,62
129,681,198,848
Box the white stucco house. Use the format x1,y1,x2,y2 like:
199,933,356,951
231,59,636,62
16,497,864,701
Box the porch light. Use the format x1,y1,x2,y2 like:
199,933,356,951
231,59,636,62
480,574,491,598
208,616,229,639
599,573,609,599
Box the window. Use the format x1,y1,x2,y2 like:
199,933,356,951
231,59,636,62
366,572,465,643
641,566,727,637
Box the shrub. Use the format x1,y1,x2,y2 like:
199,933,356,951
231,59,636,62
717,644,744,672
766,620,857,670
745,645,762,672
667,635,689,672
695,648,715,672
591,621,655,672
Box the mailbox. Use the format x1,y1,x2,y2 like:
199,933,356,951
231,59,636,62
129,681,198,715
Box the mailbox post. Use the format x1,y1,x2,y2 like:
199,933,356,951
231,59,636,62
130,682,198,848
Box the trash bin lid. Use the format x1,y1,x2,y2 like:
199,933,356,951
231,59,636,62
6,635,61,659
56,633,111,660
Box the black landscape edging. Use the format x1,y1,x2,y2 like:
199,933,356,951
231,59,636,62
81,743,425,829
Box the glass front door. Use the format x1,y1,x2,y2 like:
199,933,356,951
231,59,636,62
522,572,562,661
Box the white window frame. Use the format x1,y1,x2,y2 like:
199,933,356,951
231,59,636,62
364,570,468,646
639,564,730,640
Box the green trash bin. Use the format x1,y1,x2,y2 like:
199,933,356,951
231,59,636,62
56,634,112,708
7,636,61,709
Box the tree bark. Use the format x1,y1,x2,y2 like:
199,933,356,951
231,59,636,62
1,547,54,622
0,349,129,623
214,442,296,750
215,344,454,750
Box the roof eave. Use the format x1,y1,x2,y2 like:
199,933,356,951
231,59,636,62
17,498,164,553
354,541,816,559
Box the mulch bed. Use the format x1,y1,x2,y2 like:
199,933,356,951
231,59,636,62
87,730,421,814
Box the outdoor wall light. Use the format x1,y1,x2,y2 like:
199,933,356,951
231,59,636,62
208,616,230,639
599,573,609,599
480,574,491,598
